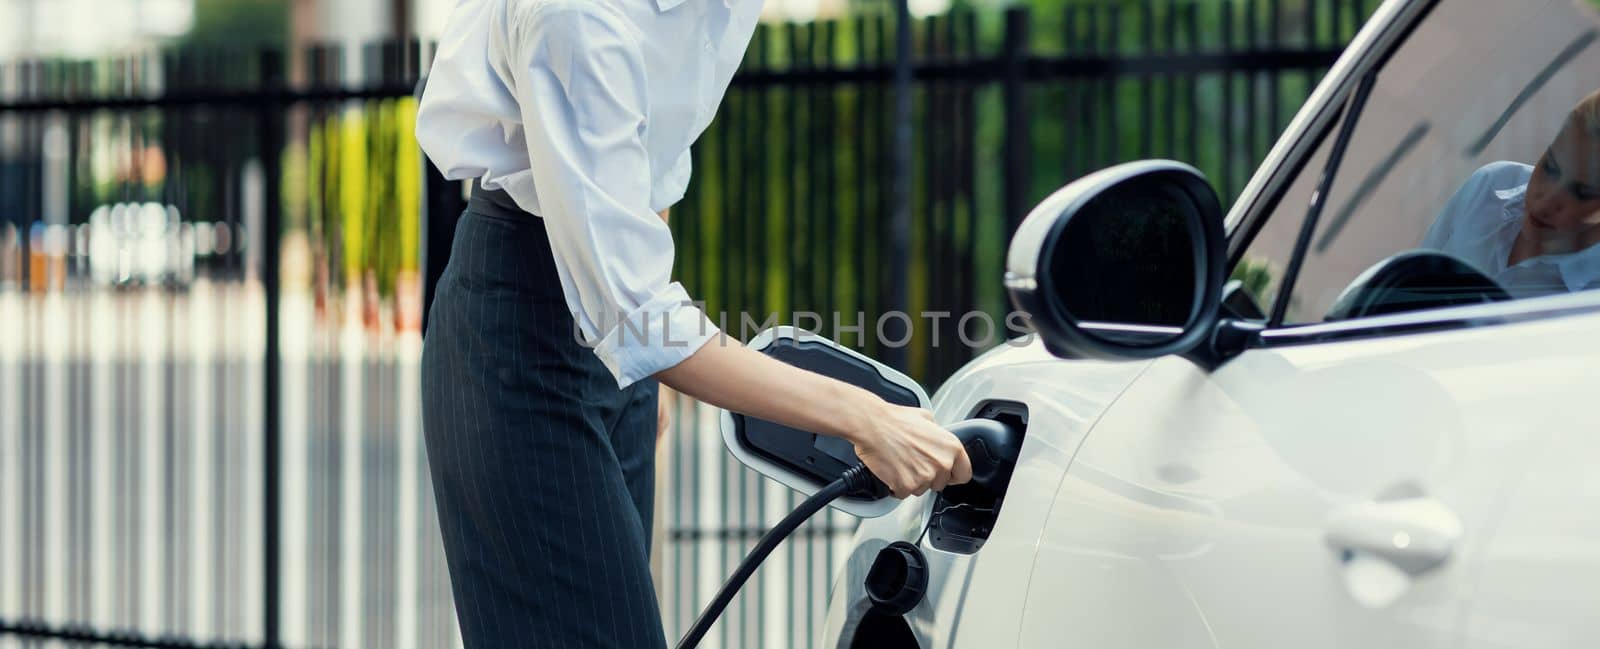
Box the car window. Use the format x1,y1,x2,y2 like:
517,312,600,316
1233,0,1600,324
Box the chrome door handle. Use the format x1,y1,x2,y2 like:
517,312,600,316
1324,496,1463,576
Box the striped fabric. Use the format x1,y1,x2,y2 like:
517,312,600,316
421,188,665,648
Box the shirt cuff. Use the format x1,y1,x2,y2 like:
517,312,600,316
592,282,720,388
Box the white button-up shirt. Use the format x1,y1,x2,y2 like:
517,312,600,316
416,0,762,388
1423,161,1600,297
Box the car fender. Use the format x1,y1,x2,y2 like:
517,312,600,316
823,337,1153,648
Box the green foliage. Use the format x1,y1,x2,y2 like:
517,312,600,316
1229,257,1276,308
185,0,289,47
295,96,424,297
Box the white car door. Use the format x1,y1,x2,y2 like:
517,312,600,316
1020,303,1600,648
1458,372,1600,648
1018,0,1600,645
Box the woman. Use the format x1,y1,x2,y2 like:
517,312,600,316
413,1,972,647
1424,90,1600,296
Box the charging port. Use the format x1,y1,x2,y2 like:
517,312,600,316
926,400,1027,554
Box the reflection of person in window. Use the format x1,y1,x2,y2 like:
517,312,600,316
1423,90,1600,296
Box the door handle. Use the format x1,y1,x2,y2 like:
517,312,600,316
1324,495,1463,576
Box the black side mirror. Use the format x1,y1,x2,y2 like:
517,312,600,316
1004,160,1228,360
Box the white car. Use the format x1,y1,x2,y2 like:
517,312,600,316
810,0,1600,647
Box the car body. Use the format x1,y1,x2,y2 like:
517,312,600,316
820,0,1600,647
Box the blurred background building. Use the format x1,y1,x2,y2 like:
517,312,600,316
0,0,197,60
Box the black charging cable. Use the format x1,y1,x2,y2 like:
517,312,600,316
676,417,1019,648
675,464,883,649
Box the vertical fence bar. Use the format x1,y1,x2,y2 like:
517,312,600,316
1306,0,1321,102
19,62,36,290
1164,0,1179,158
920,14,937,380
736,69,754,649
872,13,890,363
934,11,947,380
961,10,981,335
1221,0,1236,198
815,18,837,647
1190,1,1203,167
853,14,869,356
821,20,837,337
884,0,913,373
1139,0,1154,158
1106,6,1121,163
258,48,284,649
757,24,777,647
1062,6,1078,180
159,53,182,641
1268,0,1282,141
729,45,745,649
1241,0,1254,170
1001,6,1031,236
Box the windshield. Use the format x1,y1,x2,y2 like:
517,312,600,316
1235,0,1600,324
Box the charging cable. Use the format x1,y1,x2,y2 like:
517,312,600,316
675,464,883,649
676,417,1019,649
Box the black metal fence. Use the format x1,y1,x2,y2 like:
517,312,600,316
0,1,1372,647
674,0,1365,390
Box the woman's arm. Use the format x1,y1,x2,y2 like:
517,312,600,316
657,339,973,498
509,6,968,498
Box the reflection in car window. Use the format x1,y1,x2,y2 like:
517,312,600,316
1233,0,1600,324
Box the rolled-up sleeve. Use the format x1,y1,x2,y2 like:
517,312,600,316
508,3,719,388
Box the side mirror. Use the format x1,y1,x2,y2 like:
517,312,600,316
719,326,928,518
1004,160,1228,360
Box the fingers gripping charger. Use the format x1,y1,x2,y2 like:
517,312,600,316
676,328,1022,649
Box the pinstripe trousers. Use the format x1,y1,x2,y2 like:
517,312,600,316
421,187,666,649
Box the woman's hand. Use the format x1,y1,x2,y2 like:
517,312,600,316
847,400,973,498
656,339,972,498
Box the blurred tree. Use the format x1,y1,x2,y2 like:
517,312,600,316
184,0,290,47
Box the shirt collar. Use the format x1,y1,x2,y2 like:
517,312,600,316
1493,183,1527,204
1500,182,1600,292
